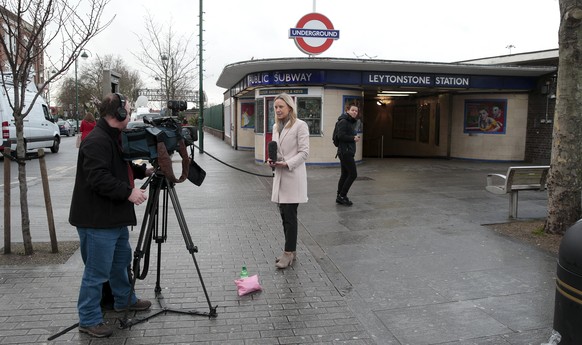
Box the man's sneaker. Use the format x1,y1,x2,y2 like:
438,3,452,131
78,322,113,338
114,299,152,312
336,195,353,206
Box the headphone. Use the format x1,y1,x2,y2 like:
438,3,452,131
114,93,128,121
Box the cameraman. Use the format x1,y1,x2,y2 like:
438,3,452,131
69,93,153,338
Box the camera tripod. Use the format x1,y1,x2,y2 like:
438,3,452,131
119,169,218,328
47,168,217,341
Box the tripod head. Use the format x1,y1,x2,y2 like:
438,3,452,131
140,166,161,190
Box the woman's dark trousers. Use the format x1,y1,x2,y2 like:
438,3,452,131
279,203,298,252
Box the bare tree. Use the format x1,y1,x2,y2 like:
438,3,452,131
546,0,582,234
0,0,112,254
133,12,199,104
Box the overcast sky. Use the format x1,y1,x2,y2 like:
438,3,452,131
64,0,560,105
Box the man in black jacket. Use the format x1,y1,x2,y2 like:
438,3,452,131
335,103,360,206
69,93,152,338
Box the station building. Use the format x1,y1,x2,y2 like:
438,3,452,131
215,49,558,165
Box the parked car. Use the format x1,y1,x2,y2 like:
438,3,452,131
57,120,74,137
67,119,79,134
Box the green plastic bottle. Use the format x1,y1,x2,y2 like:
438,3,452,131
240,265,248,278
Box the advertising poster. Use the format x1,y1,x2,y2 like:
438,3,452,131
393,104,416,140
464,99,507,134
418,103,430,143
241,102,255,129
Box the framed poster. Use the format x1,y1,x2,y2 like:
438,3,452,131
393,104,416,140
241,102,255,129
418,103,430,143
435,103,440,146
255,99,264,134
464,99,507,134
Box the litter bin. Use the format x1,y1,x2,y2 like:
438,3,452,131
553,220,582,344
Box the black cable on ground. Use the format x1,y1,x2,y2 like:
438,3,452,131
193,144,273,178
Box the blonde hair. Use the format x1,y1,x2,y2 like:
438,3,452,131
273,93,297,131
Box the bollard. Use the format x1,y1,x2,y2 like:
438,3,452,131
553,219,582,344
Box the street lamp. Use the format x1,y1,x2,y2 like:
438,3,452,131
44,69,57,108
161,54,169,105
155,76,163,110
75,50,90,129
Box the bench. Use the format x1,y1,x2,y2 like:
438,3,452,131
485,165,550,218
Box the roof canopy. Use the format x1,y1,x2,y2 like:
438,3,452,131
216,56,557,89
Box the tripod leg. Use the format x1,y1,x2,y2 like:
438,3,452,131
152,180,168,301
132,178,163,280
166,179,217,316
119,175,163,328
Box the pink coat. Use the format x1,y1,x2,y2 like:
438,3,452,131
271,119,309,204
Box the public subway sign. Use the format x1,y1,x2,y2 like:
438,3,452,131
289,13,339,55
233,70,537,95
247,71,326,87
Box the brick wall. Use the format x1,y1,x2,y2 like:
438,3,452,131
525,77,555,164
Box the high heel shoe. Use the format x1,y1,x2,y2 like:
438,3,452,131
276,251,296,263
275,251,295,269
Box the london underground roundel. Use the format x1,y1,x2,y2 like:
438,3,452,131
289,13,340,55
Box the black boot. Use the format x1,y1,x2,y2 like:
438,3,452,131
336,194,353,206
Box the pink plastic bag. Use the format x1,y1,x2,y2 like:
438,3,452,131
234,274,262,296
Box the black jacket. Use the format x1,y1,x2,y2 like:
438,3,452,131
69,118,147,228
336,113,358,156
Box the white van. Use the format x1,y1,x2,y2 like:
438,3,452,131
0,82,60,154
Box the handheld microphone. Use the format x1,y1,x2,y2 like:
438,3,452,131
268,141,278,171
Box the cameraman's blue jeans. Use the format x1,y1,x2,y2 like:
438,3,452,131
77,227,137,327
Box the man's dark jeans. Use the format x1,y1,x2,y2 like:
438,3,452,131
337,152,357,197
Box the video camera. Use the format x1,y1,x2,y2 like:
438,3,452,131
121,111,197,162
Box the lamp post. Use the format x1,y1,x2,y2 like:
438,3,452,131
44,69,57,108
75,50,90,129
161,54,169,108
155,76,163,110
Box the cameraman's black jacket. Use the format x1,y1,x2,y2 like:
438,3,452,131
69,118,147,228
336,113,358,156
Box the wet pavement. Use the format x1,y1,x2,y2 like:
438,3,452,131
0,133,556,344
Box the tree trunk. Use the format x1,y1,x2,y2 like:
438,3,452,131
546,1,582,234
14,116,34,255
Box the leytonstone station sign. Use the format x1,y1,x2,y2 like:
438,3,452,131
289,13,339,55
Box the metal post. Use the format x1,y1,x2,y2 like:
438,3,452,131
161,55,169,109
75,58,79,128
3,147,11,254
198,0,204,153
